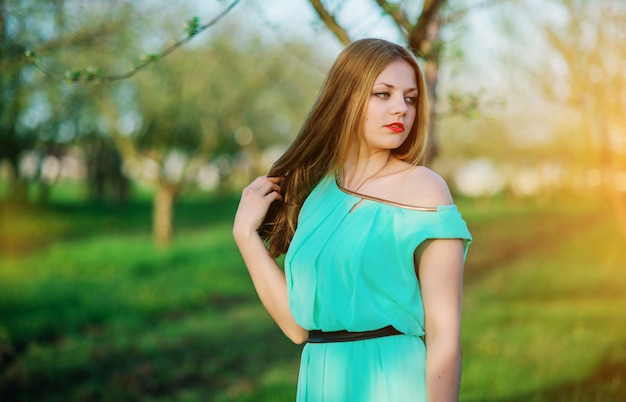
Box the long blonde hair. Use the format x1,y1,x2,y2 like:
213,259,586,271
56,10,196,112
260,38,429,257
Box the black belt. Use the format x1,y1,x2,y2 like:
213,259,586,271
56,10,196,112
307,325,402,343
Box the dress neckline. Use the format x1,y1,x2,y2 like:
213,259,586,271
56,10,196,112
333,175,440,212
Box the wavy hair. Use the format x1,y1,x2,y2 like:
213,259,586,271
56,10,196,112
259,38,429,257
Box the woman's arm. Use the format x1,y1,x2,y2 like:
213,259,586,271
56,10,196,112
233,176,308,344
417,238,465,402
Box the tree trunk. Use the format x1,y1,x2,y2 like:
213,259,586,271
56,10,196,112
423,58,440,164
153,183,177,246
411,18,441,165
606,183,626,239
3,156,28,203
597,118,626,239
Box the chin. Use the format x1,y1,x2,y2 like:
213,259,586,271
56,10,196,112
386,140,407,150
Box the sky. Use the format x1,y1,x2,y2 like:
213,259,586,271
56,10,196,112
194,0,490,55
201,0,504,88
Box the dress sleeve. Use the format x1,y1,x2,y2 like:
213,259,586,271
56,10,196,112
401,205,472,263
434,205,473,261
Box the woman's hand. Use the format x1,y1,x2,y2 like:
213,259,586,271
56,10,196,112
233,176,283,241
231,176,306,344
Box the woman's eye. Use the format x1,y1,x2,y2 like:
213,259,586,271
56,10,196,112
405,96,416,105
374,92,390,99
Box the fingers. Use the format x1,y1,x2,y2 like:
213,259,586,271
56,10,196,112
258,181,281,197
248,175,283,190
245,176,284,201
234,176,284,238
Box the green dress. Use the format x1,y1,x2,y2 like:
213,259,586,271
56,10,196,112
285,175,472,402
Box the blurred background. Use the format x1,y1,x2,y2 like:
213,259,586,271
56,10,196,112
1,0,625,401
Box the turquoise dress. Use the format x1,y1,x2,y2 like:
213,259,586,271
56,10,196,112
284,175,472,402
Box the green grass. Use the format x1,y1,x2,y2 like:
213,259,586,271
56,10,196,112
460,196,626,401
0,192,301,402
1,188,625,401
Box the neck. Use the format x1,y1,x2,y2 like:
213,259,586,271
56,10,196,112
342,150,392,192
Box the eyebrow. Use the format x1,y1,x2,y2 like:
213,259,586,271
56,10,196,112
374,82,418,92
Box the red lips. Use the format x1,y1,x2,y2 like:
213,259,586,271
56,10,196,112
385,122,405,133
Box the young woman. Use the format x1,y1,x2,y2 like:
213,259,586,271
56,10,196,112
233,38,472,402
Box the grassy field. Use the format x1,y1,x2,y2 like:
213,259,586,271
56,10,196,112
1,184,625,401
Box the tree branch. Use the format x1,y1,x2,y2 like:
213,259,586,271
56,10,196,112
25,0,241,85
410,0,446,54
374,0,412,33
0,18,131,69
440,0,519,25
308,0,352,46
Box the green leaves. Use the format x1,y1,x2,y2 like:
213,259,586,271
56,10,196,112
447,92,480,118
185,16,201,37
85,66,102,81
139,53,161,64
64,70,82,83
62,67,102,84
27,0,242,86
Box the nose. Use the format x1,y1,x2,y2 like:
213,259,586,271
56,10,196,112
391,94,408,116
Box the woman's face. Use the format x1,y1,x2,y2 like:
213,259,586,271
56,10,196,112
361,59,418,154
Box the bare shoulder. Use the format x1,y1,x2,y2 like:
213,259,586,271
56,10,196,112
386,163,454,208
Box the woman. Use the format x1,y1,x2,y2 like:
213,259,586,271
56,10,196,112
233,38,472,402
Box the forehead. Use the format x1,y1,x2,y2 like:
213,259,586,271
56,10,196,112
373,60,417,88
